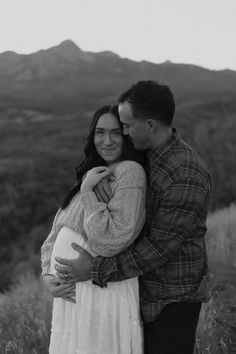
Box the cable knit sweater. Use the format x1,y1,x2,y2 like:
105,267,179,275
41,160,146,276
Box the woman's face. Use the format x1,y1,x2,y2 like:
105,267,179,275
94,113,123,165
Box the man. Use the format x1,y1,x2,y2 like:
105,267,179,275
51,81,212,353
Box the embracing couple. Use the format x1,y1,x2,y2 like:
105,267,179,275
41,80,211,354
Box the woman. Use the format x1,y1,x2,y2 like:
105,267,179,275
41,105,147,354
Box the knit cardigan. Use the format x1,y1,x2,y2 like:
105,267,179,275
41,160,146,276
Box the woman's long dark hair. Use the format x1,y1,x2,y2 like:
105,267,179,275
61,104,146,209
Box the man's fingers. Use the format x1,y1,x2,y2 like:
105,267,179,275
54,264,70,275
95,179,113,203
94,175,114,202
109,175,116,182
100,178,113,199
55,257,72,266
71,242,83,253
93,187,101,201
94,186,108,203
55,270,68,280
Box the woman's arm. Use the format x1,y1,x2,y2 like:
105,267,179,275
41,209,61,276
80,161,146,257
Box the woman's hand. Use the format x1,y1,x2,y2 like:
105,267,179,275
80,166,112,193
42,274,76,303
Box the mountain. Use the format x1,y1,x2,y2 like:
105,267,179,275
0,40,236,112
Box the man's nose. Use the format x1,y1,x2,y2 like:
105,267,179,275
123,126,129,135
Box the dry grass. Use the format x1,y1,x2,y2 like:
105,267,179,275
0,205,235,353
195,204,236,353
0,273,52,354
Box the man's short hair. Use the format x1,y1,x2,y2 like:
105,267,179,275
117,80,175,126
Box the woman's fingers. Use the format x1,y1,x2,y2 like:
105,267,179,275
52,283,75,297
63,297,76,304
81,166,113,192
93,166,110,174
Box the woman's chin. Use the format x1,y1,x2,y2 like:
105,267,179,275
104,159,117,166
102,154,121,164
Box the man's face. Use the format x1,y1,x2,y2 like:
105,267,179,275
118,101,151,150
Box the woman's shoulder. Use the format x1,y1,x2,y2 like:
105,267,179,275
112,160,146,187
115,159,145,173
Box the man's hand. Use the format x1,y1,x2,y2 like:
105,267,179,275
94,175,114,203
42,274,76,303
54,243,93,282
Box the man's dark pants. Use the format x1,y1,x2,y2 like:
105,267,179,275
144,302,202,354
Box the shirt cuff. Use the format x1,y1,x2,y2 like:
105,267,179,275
91,256,107,288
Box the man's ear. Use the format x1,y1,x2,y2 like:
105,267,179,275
146,119,159,132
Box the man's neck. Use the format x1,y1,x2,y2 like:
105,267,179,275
149,127,173,150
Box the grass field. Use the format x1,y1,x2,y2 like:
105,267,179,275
195,204,236,353
0,205,235,353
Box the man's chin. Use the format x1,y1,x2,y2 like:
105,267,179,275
133,143,144,150
128,138,145,150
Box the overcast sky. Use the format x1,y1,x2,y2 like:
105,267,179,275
0,0,235,70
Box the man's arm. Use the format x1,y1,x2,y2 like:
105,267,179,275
55,176,210,285
91,176,210,287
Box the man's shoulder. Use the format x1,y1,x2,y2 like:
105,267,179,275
173,141,209,178
152,141,210,188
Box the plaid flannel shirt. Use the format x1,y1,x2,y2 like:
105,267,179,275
91,128,212,323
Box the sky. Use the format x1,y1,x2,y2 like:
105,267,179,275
0,0,235,71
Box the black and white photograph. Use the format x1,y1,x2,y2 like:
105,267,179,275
0,0,235,353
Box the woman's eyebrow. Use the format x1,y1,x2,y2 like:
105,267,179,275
95,128,121,132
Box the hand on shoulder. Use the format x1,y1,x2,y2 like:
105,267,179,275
81,166,112,193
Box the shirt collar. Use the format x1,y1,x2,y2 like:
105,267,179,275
147,127,181,166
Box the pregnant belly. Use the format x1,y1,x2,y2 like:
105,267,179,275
50,226,87,275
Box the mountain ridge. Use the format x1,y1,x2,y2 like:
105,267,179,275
1,40,235,73
0,40,235,112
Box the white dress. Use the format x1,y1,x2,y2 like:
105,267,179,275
49,227,143,354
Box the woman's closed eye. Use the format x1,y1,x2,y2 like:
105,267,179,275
112,131,122,136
